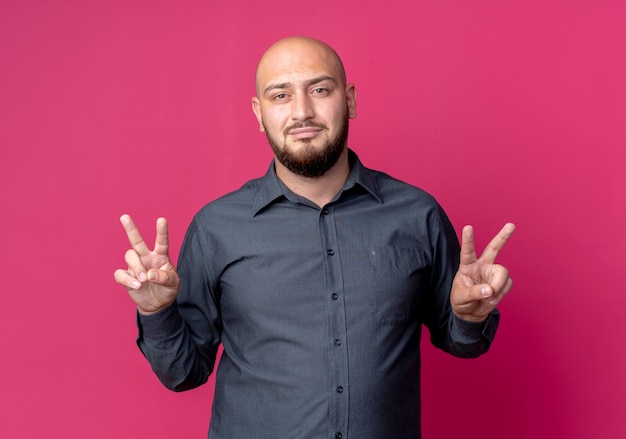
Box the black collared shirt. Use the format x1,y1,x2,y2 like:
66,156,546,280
138,150,498,439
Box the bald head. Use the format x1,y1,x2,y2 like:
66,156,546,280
255,36,347,95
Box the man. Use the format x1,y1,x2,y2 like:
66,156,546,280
114,36,514,438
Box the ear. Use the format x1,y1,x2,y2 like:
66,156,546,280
251,97,265,132
345,83,357,119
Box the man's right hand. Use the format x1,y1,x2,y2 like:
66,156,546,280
114,214,180,315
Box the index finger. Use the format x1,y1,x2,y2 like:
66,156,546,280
479,222,516,263
120,214,150,256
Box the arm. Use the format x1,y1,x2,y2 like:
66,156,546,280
422,209,514,358
438,223,515,358
114,214,219,391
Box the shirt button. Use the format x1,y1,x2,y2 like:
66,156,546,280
331,293,338,300
327,249,335,256
322,208,329,215
334,339,342,346
335,433,343,439
336,386,344,393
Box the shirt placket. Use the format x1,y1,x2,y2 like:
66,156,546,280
319,205,349,439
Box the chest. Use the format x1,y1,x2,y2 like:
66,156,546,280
213,203,432,329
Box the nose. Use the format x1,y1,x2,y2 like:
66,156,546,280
290,91,315,122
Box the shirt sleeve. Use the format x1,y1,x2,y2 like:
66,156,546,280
421,203,500,358
136,217,222,392
445,309,500,357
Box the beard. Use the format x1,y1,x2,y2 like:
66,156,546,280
264,114,349,178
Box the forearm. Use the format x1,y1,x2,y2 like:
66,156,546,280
137,302,216,391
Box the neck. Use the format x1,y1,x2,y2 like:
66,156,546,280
275,148,350,208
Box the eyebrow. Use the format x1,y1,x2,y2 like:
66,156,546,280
263,75,337,96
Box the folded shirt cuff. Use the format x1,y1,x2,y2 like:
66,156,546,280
452,309,500,342
137,301,184,340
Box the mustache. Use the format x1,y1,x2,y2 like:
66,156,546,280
285,121,328,133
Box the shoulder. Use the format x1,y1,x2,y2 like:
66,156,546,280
366,167,440,208
192,176,264,226
360,166,456,239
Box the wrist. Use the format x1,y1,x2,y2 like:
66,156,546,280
137,302,173,316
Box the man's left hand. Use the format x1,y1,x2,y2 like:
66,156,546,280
450,223,516,322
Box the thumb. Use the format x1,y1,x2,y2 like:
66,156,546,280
465,284,494,303
147,265,179,289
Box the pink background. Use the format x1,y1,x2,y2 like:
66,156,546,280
1,1,624,438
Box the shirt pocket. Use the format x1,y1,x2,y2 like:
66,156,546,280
367,246,428,326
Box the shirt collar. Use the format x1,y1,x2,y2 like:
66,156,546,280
252,149,383,216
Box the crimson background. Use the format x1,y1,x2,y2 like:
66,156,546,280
1,1,624,438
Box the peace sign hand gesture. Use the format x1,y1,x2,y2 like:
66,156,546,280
113,214,180,315
450,223,516,322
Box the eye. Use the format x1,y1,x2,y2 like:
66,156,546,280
272,93,289,101
312,87,329,95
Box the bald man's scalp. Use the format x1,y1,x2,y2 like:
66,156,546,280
255,36,347,95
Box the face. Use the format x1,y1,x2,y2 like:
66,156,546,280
252,38,357,178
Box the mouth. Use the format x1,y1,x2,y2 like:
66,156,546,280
288,127,323,139
286,123,326,140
